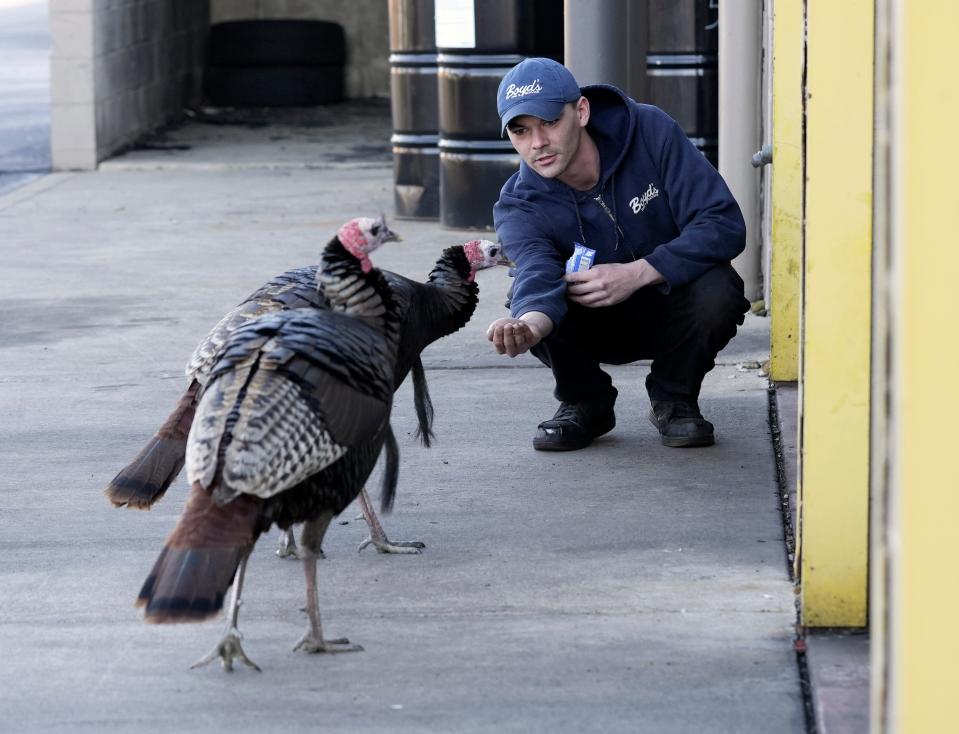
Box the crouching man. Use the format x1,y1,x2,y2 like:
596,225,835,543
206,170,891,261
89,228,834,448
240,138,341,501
487,57,750,451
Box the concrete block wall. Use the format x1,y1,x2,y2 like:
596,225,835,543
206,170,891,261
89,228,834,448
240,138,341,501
211,0,390,99
50,0,97,169
50,0,208,169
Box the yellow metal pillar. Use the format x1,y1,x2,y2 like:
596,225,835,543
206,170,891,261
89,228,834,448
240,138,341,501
869,0,893,725
882,0,959,729
798,0,873,626
768,0,803,382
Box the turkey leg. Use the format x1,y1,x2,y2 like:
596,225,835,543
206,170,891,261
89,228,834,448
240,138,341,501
356,487,426,554
191,551,261,672
294,513,363,654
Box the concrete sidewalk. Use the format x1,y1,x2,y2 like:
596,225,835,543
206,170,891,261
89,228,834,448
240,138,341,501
0,105,803,733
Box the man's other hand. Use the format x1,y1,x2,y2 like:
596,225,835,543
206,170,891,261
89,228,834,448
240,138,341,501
565,259,664,307
486,313,551,357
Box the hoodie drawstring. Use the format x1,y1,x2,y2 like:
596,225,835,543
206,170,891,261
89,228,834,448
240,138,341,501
570,179,627,252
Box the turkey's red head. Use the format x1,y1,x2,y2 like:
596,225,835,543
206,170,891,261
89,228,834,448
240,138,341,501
461,239,510,281
337,215,400,273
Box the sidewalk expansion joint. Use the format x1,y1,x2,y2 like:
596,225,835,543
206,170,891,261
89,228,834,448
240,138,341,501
767,385,796,580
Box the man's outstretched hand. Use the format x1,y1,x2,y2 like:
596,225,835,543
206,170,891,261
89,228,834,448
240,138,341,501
487,312,552,357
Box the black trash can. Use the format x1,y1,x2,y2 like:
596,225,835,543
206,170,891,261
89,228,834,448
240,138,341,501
438,52,523,230
436,0,538,230
389,0,440,219
646,0,719,166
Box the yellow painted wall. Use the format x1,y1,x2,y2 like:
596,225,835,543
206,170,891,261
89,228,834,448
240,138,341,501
888,0,959,728
768,0,802,382
798,0,873,627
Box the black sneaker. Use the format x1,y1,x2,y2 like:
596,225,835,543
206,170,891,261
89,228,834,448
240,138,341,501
533,393,617,451
648,400,715,447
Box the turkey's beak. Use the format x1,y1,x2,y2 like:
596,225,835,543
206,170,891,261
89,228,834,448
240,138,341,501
376,213,401,243
496,253,513,266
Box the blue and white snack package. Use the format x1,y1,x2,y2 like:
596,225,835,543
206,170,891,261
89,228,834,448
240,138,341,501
565,242,596,274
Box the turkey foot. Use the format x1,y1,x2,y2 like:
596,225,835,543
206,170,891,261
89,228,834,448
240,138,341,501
355,487,425,554
293,633,363,654
277,529,326,560
191,628,261,672
276,528,300,559
191,555,260,672
358,536,425,554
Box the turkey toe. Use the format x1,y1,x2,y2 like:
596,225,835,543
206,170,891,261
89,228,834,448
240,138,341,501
191,630,261,673
293,634,363,654
358,536,425,554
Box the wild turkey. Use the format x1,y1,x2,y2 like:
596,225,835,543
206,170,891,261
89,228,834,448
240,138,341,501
105,235,507,554
277,237,507,556
137,216,402,670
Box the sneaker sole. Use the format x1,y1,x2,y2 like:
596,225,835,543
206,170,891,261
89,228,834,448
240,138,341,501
648,410,714,448
660,434,715,448
532,437,592,451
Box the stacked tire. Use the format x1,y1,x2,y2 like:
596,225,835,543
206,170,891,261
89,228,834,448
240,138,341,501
205,20,347,107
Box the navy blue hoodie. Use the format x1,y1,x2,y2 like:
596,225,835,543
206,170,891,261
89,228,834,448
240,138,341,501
493,85,746,327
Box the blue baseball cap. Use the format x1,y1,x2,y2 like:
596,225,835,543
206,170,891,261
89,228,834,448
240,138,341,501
497,57,583,135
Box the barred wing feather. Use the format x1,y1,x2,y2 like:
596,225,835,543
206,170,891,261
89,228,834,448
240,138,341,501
186,266,327,383
187,310,394,503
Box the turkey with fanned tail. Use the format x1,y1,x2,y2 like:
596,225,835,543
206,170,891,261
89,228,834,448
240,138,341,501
136,217,402,670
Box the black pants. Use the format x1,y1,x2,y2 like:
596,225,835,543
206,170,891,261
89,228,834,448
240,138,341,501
529,263,750,404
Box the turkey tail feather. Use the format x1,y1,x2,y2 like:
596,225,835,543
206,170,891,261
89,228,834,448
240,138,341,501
105,382,200,509
136,546,244,623
137,482,261,623
380,424,400,514
104,436,186,509
410,357,435,448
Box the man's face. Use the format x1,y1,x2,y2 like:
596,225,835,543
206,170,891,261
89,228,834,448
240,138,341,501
505,101,586,180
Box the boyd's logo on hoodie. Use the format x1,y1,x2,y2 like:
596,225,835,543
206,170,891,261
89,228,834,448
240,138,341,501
630,183,660,214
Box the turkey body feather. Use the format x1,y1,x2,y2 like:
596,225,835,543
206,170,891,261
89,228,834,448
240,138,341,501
187,266,329,384
189,309,394,505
